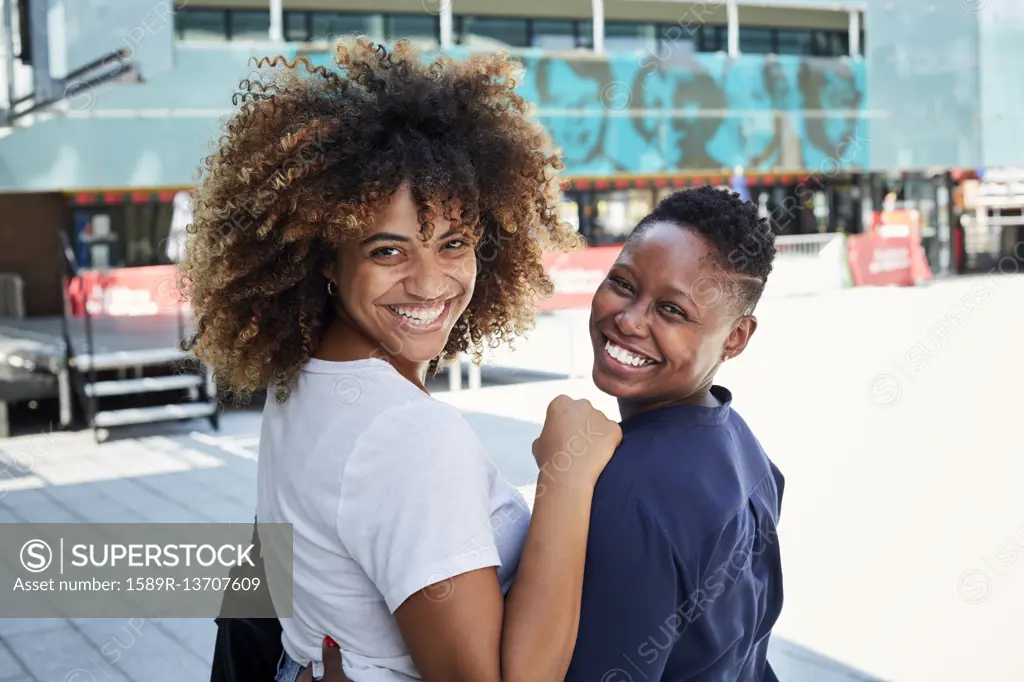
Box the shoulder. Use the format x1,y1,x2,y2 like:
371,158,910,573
603,410,779,561
370,396,481,443
652,408,775,504
338,396,496,533
347,396,493,483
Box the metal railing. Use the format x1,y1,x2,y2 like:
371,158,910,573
764,233,850,298
56,231,96,428
774,232,845,257
0,273,25,318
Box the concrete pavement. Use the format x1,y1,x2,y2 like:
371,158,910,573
2,273,1022,681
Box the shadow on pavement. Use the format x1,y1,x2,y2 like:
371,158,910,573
0,407,884,682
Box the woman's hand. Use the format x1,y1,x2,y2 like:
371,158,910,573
532,395,622,489
497,396,620,682
297,636,348,682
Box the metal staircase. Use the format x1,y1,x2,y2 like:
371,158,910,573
57,232,219,442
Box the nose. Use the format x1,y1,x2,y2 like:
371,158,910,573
614,301,649,338
405,259,455,302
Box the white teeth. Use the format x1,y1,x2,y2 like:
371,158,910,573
605,340,654,368
389,304,445,326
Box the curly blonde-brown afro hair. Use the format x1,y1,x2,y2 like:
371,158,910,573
180,39,579,401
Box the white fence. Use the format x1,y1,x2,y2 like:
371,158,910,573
762,233,851,299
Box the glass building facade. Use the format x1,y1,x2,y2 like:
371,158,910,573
866,0,1024,171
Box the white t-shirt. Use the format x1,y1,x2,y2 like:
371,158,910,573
256,357,531,681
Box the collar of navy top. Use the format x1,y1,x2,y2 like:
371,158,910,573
619,385,733,432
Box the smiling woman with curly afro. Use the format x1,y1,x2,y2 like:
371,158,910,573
191,39,625,682
181,39,579,402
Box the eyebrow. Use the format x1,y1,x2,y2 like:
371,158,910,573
666,285,697,306
360,229,460,246
614,262,697,305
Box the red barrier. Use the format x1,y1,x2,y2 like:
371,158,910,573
65,245,621,317
846,223,932,288
538,245,621,311
67,265,184,316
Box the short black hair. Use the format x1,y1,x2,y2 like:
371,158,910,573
630,186,776,314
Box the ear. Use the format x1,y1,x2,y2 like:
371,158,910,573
721,315,757,362
322,257,337,283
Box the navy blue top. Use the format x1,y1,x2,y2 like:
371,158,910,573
565,386,784,682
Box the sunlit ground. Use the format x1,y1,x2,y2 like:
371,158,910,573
444,272,1024,682
1,273,1021,681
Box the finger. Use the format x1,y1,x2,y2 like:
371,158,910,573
549,394,570,412
322,635,349,681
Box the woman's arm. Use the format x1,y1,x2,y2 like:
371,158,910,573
393,479,600,682
499,476,598,682
307,485,595,682
393,396,621,682
337,398,620,682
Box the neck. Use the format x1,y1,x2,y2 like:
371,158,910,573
316,316,430,393
617,381,720,421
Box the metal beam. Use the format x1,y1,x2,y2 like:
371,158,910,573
269,0,283,42
849,10,861,57
727,0,739,57
440,0,453,49
3,0,14,120
591,0,605,54
619,0,864,8
448,356,462,392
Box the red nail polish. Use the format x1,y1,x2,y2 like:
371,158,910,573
324,635,338,648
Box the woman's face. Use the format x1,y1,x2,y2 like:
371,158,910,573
542,61,604,166
589,222,756,413
327,182,477,364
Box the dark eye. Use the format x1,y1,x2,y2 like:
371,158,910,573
444,239,468,251
370,246,400,258
608,276,633,293
659,303,690,321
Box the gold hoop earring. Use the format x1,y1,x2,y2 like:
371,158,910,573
326,279,337,296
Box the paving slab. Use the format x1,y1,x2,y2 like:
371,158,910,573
0,275,1020,682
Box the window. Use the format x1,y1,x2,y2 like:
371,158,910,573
809,31,842,57
656,187,680,203
284,12,309,41
834,31,850,57
388,14,439,46
173,9,861,58
532,20,576,50
74,203,176,269
459,17,529,48
604,22,656,53
696,25,726,53
577,20,594,49
558,196,581,233
776,29,811,56
311,13,383,41
658,23,697,53
229,11,270,40
176,9,227,41
593,190,655,243
740,26,775,54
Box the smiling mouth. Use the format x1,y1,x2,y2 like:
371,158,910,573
384,299,453,332
603,338,659,369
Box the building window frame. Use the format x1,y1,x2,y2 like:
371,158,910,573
174,8,863,58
